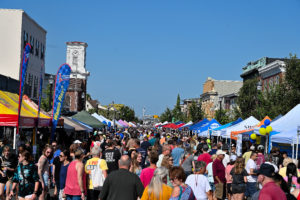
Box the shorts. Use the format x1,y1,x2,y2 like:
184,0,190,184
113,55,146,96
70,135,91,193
231,183,246,194
209,182,215,191
227,183,232,194
43,173,49,187
0,176,8,184
215,183,224,199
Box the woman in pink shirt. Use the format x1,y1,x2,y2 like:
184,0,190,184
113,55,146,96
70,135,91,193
64,149,86,200
140,151,158,187
225,155,237,200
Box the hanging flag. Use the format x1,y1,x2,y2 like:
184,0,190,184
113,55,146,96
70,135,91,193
17,43,31,134
51,64,71,141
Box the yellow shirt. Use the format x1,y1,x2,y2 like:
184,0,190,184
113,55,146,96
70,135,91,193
279,167,300,178
85,157,108,189
243,151,252,165
141,184,172,200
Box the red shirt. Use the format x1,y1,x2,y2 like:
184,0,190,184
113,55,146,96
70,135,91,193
212,158,225,184
197,153,212,166
259,181,286,200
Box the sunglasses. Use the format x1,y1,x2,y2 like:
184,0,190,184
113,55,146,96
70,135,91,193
59,154,64,157
170,177,178,182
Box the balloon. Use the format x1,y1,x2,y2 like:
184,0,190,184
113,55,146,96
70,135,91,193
250,134,257,140
102,121,107,125
261,125,266,129
259,128,267,135
250,139,256,144
108,122,111,127
264,119,271,126
266,126,273,133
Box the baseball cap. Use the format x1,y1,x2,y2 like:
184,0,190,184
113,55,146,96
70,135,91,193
250,145,255,150
216,150,226,155
230,154,237,161
254,163,275,177
74,140,82,144
258,145,264,150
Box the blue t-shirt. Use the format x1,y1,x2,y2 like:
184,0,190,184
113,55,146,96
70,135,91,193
172,147,184,166
59,163,70,190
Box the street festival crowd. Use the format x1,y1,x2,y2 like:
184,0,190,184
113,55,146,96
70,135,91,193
1,128,300,200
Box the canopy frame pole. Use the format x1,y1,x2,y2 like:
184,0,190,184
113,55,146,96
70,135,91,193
292,141,295,160
13,128,17,150
296,126,300,159
265,135,268,155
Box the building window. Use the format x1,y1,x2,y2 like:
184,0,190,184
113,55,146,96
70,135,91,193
23,31,28,48
41,44,45,60
29,36,35,54
63,95,71,111
35,40,39,56
275,75,280,85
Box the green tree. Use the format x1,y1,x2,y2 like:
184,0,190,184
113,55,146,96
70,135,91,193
215,109,230,125
119,105,137,122
172,94,184,121
160,108,173,122
41,84,52,112
188,101,204,122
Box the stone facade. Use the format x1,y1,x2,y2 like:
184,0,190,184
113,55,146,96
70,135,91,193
200,77,243,120
180,98,201,117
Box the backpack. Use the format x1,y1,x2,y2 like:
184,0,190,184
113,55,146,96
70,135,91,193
90,159,105,190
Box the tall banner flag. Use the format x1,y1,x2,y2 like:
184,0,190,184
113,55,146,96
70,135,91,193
17,43,31,134
51,64,71,141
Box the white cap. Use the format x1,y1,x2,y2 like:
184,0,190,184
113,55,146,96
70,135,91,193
74,140,82,144
258,145,264,150
216,150,226,155
230,154,237,161
250,145,255,150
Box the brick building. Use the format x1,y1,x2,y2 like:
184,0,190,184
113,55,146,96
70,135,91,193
200,77,242,119
258,60,286,92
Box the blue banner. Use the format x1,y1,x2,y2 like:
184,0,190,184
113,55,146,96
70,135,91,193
51,64,71,141
17,43,31,134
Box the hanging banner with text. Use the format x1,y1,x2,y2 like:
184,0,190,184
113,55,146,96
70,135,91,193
51,64,71,141
17,43,31,134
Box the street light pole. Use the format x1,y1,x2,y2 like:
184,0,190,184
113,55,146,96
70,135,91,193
48,75,54,112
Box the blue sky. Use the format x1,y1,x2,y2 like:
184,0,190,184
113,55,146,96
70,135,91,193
2,0,300,117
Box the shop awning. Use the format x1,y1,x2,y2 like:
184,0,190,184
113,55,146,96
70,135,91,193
62,116,92,132
0,91,53,127
71,111,105,129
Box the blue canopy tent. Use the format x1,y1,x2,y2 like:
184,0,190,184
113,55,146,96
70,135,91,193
196,119,221,137
211,118,243,136
189,119,209,131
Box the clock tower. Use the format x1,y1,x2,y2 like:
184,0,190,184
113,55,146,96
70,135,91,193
64,41,90,112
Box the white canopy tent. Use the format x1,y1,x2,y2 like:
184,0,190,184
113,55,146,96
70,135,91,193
221,116,259,138
270,104,300,144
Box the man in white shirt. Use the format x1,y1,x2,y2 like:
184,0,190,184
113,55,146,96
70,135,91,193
156,144,171,167
185,161,213,200
245,152,258,198
222,145,230,167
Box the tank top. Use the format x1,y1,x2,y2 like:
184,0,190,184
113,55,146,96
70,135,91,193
64,160,86,196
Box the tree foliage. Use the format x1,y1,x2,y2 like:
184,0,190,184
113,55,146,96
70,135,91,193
41,84,52,112
160,108,173,122
172,94,184,121
188,101,204,122
215,109,231,125
119,105,138,122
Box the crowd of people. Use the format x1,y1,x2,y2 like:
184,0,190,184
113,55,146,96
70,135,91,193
0,128,300,200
